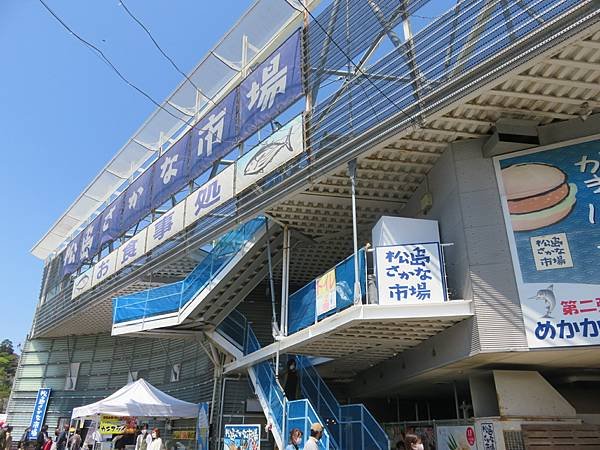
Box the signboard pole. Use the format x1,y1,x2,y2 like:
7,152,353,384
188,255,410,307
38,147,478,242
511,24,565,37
348,159,362,304
280,226,291,336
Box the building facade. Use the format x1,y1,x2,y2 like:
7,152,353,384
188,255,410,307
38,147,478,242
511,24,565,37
8,1,600,449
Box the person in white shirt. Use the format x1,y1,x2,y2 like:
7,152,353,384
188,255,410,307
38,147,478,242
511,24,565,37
303,423,323,450
134,427,148,450
147,429,163,450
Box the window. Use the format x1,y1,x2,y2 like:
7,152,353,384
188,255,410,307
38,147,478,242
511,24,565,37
64,362,80,391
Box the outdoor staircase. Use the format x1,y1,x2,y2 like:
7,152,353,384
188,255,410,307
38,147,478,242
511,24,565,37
210,310,390,450
112,217,283,334
209,309,331,450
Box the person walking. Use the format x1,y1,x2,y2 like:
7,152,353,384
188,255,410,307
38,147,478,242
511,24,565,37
147,429,163,450
36,426,49,450
68,431,82,450
285,428,303,450
56,426,68,450
18,427,31,450
302,423,323,450
4,426,13,450
134,426,148,450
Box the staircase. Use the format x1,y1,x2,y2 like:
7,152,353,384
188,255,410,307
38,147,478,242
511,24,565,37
112,217,283,334
296,355,389,450
210,309,331,450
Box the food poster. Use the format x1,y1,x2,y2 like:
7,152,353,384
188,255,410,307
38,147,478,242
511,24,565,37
223,424,260,450
316,268,337,317
436,425,477,450
495,139,600,348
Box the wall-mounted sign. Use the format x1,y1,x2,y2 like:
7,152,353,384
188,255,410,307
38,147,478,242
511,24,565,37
146,201,186,251
495,138,600,348
185,165,235,228
223,424,261,450
236,115,304,194
72,267,94,300
116,228,148,272
98,415,137,435
375,242,446,304
436,426,477,450
28,388,51,439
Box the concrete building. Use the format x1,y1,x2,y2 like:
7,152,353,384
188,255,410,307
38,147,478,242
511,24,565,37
8,1,600,449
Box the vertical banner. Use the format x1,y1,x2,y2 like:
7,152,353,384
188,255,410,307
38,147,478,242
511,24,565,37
120,169,153,232
116,229,148,272
63,232,83,277
495,139,600,348
196,402,209,450
189,89,239,180
223,424,260,450
185,165,235,227
375,243,446,304
151,134,191,207
436,426,477,450
28,388,51,439
98,195,125,247
79,217,101,263
316,269,336,317
146,201,186,251
240,29,303,141
72,267,94,299
92,251,118,287
235,115,304,194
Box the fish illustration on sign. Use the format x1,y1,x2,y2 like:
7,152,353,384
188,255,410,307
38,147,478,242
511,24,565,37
243,125,296,176
74,274,91,293
528,284,556,318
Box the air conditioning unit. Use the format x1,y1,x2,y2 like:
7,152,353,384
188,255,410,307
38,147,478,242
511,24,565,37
483,119,540,157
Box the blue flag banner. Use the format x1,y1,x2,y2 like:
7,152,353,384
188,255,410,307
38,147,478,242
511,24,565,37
98,195,125,247
152,134,191,207
62,231,83,276
189,88,239,180
240,29,303,141
29,388,51,439
197,402,209,450
78,217,101,263
120,168,154,232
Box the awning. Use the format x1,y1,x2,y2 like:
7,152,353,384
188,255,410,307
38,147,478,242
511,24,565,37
71,378,199,419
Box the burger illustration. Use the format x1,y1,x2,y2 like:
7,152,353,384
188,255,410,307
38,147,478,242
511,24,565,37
501,163,577,231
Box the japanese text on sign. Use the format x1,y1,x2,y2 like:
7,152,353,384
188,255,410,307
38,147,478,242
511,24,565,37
530,233,574,271
375,243,446,305
29,388,51,439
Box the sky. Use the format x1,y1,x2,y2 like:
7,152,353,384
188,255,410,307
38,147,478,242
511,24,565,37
0,0,455,351
0,0,249,350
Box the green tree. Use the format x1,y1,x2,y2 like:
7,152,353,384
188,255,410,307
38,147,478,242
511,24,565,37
0,339,19,413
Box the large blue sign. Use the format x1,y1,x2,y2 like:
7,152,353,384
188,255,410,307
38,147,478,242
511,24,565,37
29,388,51,439
152,134,191,207
120,168,153,232
98,195,125,247
240,29,303,141
497,139,600,348
62,232,83,276
78,217,101,263
189,89,239,180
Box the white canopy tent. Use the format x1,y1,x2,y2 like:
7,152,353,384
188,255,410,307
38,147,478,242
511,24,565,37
71,379,199,419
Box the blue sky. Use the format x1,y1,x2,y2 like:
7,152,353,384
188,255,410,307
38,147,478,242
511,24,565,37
0,0,454,351
0,0,249,350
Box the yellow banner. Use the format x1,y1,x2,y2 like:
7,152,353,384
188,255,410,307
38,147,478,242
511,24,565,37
99,416,137,435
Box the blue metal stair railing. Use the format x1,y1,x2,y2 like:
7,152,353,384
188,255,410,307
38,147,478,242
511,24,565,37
112,217,266,325
216,310,331,450
296,355,389,450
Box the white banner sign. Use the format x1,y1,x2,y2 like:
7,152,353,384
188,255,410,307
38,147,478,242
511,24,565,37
375,242,446,304
185,165,235,227
92,251,118,287
116,228,148,272
146,201,186,251
72,267,94,299
436,426,477,450
235,115,303,194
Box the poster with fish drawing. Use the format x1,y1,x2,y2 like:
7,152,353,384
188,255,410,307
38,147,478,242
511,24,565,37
495,138,600,348
235,115,304,194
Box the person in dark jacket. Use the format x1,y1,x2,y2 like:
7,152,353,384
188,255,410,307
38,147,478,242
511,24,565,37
36,426,49,450
56,426,69,450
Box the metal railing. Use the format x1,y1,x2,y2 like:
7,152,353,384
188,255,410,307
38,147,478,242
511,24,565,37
297,355,389,450
112,217,266,324
217,310,331,450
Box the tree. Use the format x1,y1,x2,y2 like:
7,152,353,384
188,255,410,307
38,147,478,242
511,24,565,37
0,339,19,413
